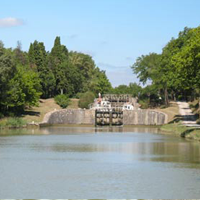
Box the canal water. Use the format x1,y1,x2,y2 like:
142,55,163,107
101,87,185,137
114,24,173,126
0,126,200,198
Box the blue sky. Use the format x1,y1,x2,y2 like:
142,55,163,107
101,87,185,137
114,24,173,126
1,0,200,87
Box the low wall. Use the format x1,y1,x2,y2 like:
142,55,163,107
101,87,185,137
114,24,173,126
123,110,168,125
42,109,95,125
41,109,167,126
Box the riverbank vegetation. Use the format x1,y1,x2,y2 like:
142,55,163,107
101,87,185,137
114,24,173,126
0,37,112,118
0,117,27,128
2,25,200,130
161,123,200,141
54,94,71,108
132,26,200,109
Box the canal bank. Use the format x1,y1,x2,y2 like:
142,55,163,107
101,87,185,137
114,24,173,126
41,109,168,126
160,101,200,141
1,100,200,141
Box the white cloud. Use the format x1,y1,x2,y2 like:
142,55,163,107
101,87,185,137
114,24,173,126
0,17,24,27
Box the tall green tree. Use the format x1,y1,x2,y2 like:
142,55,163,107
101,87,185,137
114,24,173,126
28,41,56,98
5,65,41,111
0,43,16,113
49,37,69,95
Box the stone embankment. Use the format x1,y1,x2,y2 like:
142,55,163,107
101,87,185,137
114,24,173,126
41,109,95,125
41,109,167,126
123,110,167,125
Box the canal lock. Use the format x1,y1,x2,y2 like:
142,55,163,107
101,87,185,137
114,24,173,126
95,109,123,126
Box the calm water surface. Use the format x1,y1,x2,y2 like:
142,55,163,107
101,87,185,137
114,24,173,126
0,126,200,198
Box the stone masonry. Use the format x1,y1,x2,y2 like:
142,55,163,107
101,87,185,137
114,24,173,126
41,109,167,126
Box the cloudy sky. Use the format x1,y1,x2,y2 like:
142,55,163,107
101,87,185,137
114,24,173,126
1,0,200,86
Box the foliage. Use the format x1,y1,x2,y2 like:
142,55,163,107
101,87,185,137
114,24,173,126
54,94,70,108
131,26,200,107
88,68,112,95
5,65,42,110
6,117,27,128
78,91,95,109
0,36,112,117
138,99,149,109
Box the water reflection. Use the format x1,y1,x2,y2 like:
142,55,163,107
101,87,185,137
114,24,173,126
1,126,200,166
30,140,200,166
0,127,200,198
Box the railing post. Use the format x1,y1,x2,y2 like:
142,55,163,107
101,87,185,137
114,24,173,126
109,110,112,126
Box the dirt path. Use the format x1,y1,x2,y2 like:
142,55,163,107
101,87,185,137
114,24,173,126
177,101,200,127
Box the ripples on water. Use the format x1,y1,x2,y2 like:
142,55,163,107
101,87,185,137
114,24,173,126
0,126,200,198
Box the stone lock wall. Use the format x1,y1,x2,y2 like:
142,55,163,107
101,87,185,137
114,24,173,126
123,110,167,125
42,109,95,125
41,109,167,126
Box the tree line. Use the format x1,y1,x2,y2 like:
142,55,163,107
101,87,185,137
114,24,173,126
132,26,200,106
0,37,112,116
2,25,197,117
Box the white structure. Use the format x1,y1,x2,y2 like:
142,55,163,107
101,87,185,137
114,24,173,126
90,99,111,111
122,103,134,111
90,94,140,111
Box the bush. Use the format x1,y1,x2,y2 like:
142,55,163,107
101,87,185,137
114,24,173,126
196,119,200,124
138,99,149,109
6,117,27,128
0,113,4,119
54,94,70,108
76,92,84,99
0,120,6,128
78,91,95,109
160,105,167,109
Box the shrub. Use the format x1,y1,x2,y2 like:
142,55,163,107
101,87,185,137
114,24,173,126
0,113,4,119
76,92,84,99
54,94,70,108
196,119,200,124
138,99,149,109
6,117,27,128
78,91,95,109
0,120,6,128
160,105,167,109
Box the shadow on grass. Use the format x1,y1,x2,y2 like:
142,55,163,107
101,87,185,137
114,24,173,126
22,110,40,117
181,128,197,138
169,114,198,124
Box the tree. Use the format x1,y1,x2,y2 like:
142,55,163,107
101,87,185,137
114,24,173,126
69,51,96,92
88,69,112,95
14,41,27,65
28,41,56,98
0,45,16,113
49,37,69,95
78,91,95,109
5,65,42,111
131,27,196,105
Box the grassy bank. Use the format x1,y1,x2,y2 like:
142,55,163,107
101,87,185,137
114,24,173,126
22,98,79,123
156,101,200,141
155,101,180,123
0,117,27,129
0,98,79,128
160,123,200,141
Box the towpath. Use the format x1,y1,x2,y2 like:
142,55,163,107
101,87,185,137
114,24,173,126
177,101,200,127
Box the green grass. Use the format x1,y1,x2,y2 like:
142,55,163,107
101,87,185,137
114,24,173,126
160,123,200,141
161,123,187,135
0,117,27,128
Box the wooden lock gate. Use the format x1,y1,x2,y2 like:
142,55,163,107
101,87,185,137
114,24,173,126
95,109,123,126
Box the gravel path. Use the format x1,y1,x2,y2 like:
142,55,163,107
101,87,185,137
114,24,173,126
177,101,200,127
